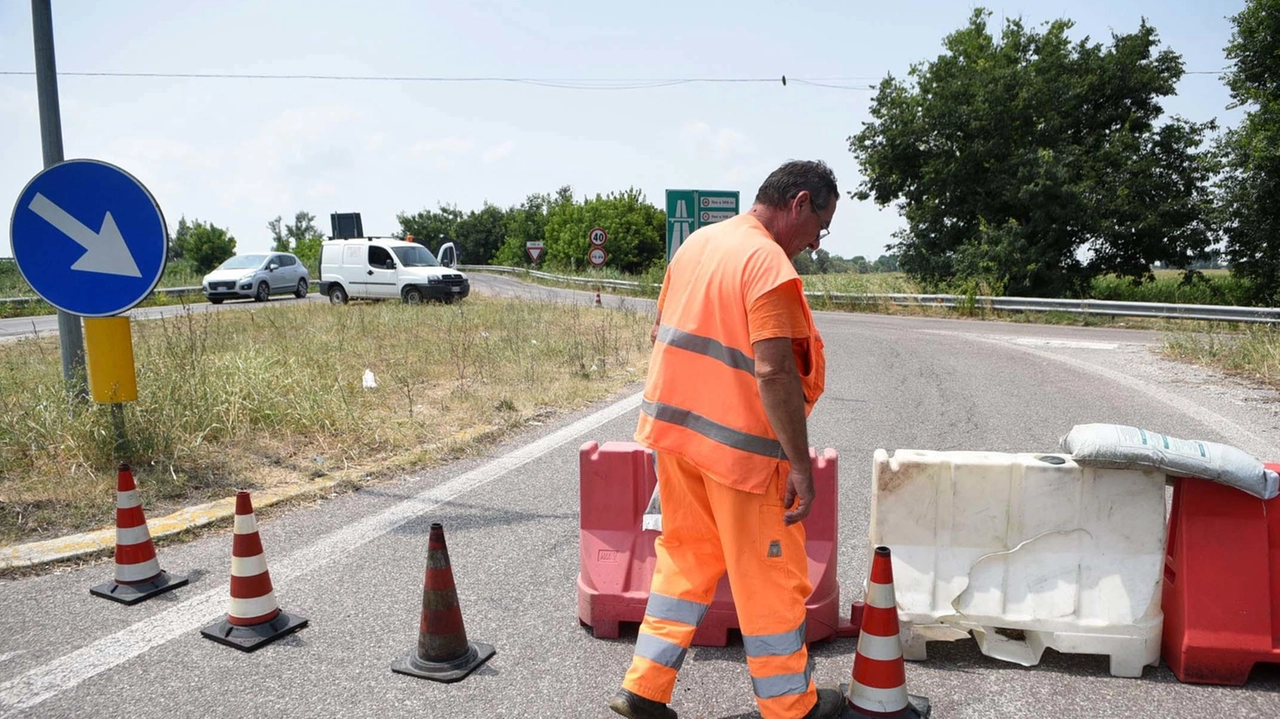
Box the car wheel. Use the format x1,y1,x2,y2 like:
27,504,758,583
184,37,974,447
254,282,270,302
295,279,308,298
210,298,223,305
329,284,348,305
402,286,424,305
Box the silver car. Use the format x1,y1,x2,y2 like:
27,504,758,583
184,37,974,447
202,252,311,304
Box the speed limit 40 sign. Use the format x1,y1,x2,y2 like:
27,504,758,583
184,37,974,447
588,227,608,247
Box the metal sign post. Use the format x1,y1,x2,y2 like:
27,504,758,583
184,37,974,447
30,0,86,398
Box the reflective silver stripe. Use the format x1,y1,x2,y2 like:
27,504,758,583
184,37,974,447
645,593,709,627
855,632,903,662
657,325,755,375
641,400,785,460
752,666,813,699
634,633,687,670
743,622,806,657
848,680,909,714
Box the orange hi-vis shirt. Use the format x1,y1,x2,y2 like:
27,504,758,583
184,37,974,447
636,214,826,494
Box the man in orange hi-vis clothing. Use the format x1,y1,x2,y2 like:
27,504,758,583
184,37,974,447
609,160,843,719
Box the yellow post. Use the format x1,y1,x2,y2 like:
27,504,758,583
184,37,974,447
83,316,137,403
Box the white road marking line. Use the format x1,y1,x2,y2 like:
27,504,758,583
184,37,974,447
0,391,643,715
1009,338,1120,350
0,652,24,664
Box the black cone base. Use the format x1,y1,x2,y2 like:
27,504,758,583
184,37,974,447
392,640,495,683
200,611,308,652
838,685,931,718
90,571,189,605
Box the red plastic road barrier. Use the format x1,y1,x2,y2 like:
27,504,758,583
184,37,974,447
1161,465,1280,685
576,441,854,646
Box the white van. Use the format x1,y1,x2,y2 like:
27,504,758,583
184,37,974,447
318,238,469,304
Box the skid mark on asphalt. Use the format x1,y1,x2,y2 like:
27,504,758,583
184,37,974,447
0,391,643,716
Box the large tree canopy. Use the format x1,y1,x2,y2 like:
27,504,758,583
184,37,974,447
849,9,1217,297
1218,0,1280,305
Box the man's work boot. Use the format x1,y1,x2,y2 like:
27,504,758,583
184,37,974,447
800,688,846,719
608,689,677,719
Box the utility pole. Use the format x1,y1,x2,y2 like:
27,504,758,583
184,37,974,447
31,0,87,398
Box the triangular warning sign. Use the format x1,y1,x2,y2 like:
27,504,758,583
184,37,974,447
526,246,545,263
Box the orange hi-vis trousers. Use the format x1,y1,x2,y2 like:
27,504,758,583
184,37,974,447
622,451,816,719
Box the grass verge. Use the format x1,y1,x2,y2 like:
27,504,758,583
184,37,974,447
0,295,653,545
1163,327,1280,391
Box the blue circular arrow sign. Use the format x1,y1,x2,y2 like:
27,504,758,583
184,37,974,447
8,159,168,317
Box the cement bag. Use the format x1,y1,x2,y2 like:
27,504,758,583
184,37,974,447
1060,423,1279,500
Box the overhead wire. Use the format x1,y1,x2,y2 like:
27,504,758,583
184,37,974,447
0,69,1229,90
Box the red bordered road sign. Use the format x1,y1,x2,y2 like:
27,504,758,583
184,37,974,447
588,247,607,267
525,241,544,263
588,227,608,247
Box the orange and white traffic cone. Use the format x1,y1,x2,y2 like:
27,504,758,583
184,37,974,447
841,546,931,718
200,490,307,651
90,463,188,605
593,291,603,308
392,522,494,682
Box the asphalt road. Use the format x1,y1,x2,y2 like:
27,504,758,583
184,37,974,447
1,274,1278,718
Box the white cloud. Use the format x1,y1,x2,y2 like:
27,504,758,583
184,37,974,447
680,121,756,162
406,137,475,170
481,140,517,163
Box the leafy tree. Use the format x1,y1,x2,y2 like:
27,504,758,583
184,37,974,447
849,9,1217,297
494,189,570,266
396,204,464,254
184,220,237,273
268,216,289,252
284,211,325,268
873,254,900,272
542,187,665,273
791,251,817,275
1217,0,1280,305
849,255,872,274
454,202,507,265
170,216,192,261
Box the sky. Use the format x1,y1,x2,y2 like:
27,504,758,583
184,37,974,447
0,0,1247,262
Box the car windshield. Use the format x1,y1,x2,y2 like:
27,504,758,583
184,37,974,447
217,254,267,270
392,245,440,267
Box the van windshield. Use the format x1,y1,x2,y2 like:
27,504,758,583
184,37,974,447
216,254,267,270
392,245,440,267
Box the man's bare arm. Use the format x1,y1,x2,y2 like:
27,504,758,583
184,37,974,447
754,337,812,524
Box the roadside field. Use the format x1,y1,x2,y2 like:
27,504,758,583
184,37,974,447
0,296,653,544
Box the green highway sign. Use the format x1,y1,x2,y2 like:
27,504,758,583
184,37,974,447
665,189,740,261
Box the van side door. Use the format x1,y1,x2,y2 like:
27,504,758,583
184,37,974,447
366,245,399,298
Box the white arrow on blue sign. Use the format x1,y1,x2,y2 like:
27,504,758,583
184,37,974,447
9,159,168,317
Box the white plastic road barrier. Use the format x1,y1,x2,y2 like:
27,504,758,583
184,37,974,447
870,449,1168,678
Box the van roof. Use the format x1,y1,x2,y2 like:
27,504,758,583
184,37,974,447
325,238,419,248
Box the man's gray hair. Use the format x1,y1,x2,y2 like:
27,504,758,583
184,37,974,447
753,160,840,211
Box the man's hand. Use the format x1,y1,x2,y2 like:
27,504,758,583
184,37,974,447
783,465,814,525
754,336,814,525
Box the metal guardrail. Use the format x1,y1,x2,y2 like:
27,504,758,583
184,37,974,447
3,267,1277,323
459,264,1280,324
0,285,206,307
